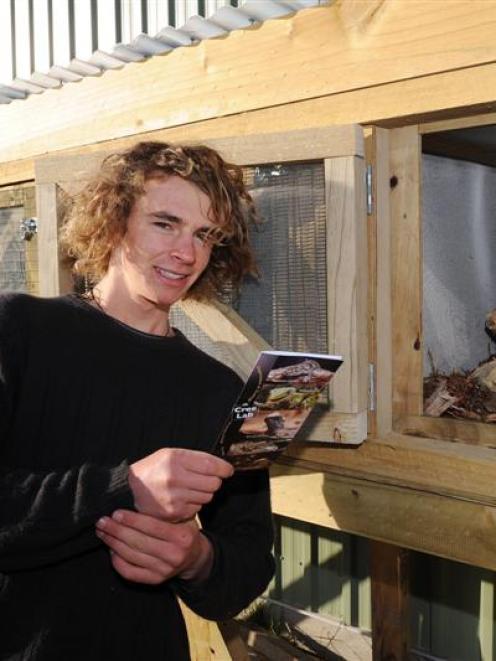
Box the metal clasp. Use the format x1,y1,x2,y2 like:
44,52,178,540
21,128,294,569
20,217,38,241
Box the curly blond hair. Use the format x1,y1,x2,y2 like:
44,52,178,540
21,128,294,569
61,141,259,300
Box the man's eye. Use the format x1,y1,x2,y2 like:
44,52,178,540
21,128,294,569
154,221,173,230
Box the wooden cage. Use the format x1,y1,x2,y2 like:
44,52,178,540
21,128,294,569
3,1,496,657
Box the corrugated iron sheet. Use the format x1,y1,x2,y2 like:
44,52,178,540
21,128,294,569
0,0,330,104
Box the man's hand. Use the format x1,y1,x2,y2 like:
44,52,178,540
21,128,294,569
128,448,234,522
95,509,214,585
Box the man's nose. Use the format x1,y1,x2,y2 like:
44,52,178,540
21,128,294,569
170,232,195,263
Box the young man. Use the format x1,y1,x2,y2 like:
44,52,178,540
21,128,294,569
0,142,274,660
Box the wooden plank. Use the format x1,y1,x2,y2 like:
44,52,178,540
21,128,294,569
7,58,496,187
370,541,409,661
269,462,496,571
399,415,496,448
390,127,422,423
34,152,107,187
0,158,34,186
420,111,496,135
3,1,496,167
33,125,364,186
374,128,393,437
325,156,368,416
179,601,232,660
283,432,496,507
25,233,39,296
178,298,270,381
479,572,495,661
36,183,73,297
201,126,364,165
300,410,368,446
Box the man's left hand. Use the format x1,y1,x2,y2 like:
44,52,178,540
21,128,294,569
95,510,214,585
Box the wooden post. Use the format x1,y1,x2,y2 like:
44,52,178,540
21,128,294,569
370,540,410,661
36,182,72,296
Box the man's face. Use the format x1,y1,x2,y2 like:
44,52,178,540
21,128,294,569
114,175,215,309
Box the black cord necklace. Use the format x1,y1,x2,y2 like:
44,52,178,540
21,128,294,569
80,289,174,337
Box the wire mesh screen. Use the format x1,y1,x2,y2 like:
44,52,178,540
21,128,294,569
171,161,327,361
236,161,327,352
0,206,30,293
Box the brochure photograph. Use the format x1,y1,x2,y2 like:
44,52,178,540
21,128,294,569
213,351,343,470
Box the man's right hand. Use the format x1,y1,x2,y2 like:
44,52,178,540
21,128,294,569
128,448,234,522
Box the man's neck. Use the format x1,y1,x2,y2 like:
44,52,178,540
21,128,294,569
91,274,172,337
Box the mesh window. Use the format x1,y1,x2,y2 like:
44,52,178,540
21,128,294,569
0,207,29,293
234,161,327,353
171,161,328,362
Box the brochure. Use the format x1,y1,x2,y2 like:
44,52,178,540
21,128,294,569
213,350,343,470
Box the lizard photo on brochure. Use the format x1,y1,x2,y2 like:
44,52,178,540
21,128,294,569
213,351,345,470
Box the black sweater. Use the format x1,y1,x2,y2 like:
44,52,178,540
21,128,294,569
0,294,274,661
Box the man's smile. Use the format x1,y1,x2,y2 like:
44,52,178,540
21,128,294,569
153,266,189,281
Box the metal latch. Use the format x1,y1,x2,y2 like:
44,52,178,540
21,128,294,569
366,164,373,215
20,217,38,241
368,363,376,411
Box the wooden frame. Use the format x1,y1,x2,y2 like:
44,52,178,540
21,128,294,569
390,118,496,447
33,118,496,571
7,3,496,654
269,118,496,572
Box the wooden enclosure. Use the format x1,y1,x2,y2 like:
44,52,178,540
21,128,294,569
3,0,496,657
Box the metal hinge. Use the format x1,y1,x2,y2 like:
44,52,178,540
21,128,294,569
20,217,38,241
368,363,376,411
366,164,373,215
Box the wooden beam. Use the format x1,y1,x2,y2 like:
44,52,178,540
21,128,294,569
178,299,270,380
325,155,368,416
283,432,496,507
370,541,409,661
33,125,364,186
179,601,233,660
373,128,393,436
269,461,496,571
36,183,72,296
3,1,496,170
6,60,496,187
373,129,390,436
400,415,496,448
194,126,365,165
364,129,377,438
390,127,422,423
420,111,496,135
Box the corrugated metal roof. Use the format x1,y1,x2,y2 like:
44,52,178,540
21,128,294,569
1,0,329,104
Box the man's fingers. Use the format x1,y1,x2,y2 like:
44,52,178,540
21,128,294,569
97,527,176,573
175,472,223,495
129,448,234,521
100,510,174,538
110,553,167,585
176,450,234,479
96,510,198,554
